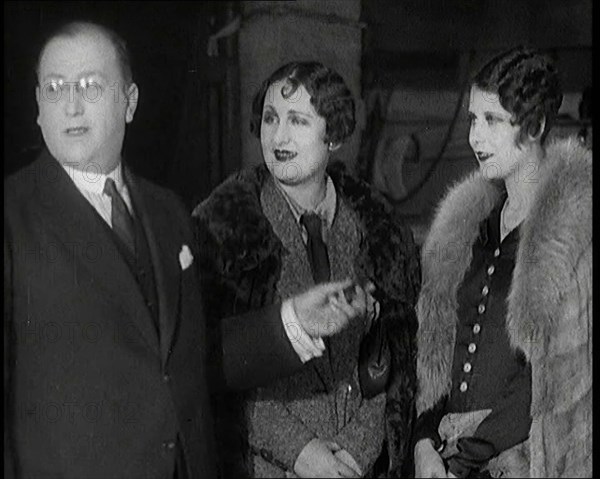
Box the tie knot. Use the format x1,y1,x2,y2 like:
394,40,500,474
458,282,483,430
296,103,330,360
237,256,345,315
103,177,119,198
300,213,323,238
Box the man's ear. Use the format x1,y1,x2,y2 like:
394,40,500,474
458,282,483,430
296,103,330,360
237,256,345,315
35,86,42,127
125,83,139,123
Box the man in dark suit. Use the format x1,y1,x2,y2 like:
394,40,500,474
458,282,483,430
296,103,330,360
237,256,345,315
4,21,370,479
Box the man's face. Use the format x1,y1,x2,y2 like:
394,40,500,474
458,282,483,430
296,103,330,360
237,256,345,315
36,29,138,173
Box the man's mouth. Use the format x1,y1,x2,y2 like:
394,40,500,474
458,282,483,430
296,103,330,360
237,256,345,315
64,127,89,136
476,152,493,162
273,149,297,162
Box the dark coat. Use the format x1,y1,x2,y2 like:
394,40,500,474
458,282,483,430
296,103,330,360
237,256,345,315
4,150,303,479
193,162,421,477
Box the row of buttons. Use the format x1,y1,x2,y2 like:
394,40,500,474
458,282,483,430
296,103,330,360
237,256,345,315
460,247,500,394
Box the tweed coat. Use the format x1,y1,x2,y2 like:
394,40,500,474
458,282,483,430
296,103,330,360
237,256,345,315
193,162,420,477
416,138,592,477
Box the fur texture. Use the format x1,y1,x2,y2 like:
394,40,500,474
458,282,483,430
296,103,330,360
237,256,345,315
416,138,592,477
193,162,421,477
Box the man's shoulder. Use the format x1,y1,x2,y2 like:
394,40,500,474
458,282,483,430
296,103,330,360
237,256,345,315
4,154,48,201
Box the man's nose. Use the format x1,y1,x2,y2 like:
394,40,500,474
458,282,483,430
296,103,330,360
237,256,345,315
63,85,85,116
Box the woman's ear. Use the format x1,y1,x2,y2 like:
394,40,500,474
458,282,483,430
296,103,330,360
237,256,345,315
528,115,546,141
328,142,342,152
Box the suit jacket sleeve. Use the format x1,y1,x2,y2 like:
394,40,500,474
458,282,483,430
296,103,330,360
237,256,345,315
218,303,304,391
4,229,16,479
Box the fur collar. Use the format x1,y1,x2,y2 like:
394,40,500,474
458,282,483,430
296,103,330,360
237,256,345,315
416,137,592,413
194,161,420,306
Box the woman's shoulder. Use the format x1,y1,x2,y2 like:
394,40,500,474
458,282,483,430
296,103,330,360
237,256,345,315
192,164,269,224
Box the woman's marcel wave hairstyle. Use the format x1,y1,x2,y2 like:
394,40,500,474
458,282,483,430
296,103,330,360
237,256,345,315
250,61,356,145
473,46,563,145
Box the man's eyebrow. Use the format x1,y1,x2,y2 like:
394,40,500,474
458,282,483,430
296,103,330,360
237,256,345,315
40,71,108,83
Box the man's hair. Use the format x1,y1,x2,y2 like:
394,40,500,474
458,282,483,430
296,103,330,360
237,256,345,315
473,46,563,145
250,61,355,145
36,21,133,87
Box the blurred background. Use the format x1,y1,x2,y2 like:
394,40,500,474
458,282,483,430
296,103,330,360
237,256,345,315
4,0,592,243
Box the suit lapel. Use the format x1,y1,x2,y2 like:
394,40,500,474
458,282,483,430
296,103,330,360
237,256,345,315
126,171,181,365
33,151,160,353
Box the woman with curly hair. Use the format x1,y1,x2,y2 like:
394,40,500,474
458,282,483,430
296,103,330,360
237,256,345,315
413,46,592,478
193,61,420,478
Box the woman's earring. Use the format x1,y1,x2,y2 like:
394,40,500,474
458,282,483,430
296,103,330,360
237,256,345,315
328,142,334,151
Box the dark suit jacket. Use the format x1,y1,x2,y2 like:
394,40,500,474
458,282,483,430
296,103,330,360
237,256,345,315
4,150,302,479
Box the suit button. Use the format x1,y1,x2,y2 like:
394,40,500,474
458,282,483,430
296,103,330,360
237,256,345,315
494,248,500,257
163,441,176,451
468,343,477,354
481,285,489,296
487,265,495,276
473,324,481,334
463,362,472,373
459,381,468,392
163,374,170,383
478,304,486,314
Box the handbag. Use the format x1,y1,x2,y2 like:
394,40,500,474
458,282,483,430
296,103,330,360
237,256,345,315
358,313,391,399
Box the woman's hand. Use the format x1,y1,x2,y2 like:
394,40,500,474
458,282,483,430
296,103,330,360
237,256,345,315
414,439,447,478
294,438,360,478
334,449,363,476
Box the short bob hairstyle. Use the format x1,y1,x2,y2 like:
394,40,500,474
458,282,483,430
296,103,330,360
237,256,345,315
250,61,356,145
473,46,563,145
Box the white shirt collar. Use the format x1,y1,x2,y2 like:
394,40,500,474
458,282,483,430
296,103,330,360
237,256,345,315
61,161,127,196
276,175,337,229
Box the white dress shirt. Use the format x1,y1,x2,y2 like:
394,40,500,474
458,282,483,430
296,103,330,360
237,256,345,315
61,161,133,226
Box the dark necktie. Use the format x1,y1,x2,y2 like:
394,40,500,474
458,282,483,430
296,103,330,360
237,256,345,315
300,212,330,284
104,177,136,255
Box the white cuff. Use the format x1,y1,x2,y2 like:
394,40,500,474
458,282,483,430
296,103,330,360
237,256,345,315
281,299,326,363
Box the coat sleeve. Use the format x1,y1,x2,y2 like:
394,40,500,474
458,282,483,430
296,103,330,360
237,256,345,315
189,207,304,392
333,391,386,474
247,389,316,472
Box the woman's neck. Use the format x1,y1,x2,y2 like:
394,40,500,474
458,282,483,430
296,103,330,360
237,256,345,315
277,174,327,211
502,143,544,227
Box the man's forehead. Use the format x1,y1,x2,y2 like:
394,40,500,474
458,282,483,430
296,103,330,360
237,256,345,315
39,30,117,78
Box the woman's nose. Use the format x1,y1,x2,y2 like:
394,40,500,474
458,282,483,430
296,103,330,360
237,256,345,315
273,121,290,145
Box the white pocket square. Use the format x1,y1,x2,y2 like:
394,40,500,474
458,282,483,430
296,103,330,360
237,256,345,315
179,245,194,271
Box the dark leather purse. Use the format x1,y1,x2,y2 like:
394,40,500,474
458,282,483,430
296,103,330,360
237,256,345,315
358,313,391,399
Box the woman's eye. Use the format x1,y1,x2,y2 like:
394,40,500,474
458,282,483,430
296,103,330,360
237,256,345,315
262,114,276,124
291,116,308,126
